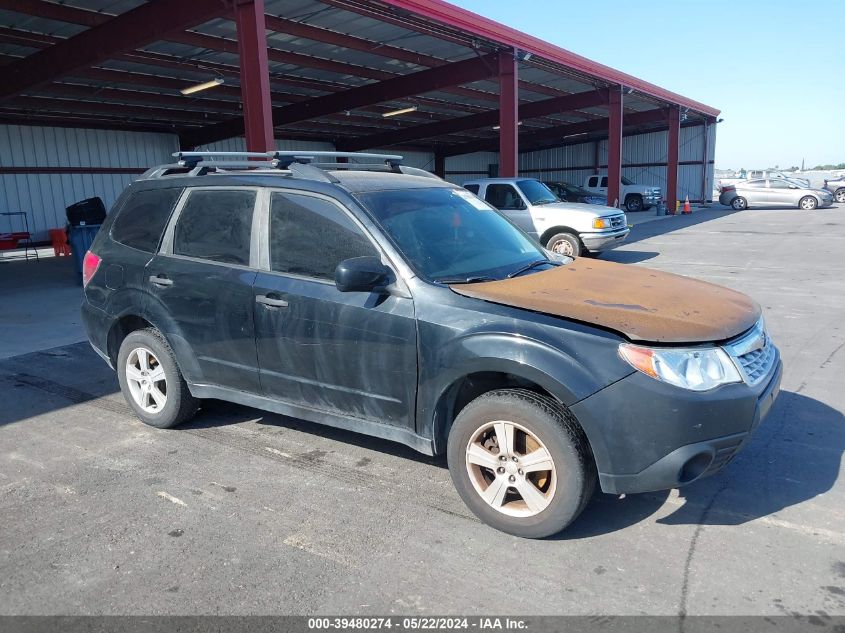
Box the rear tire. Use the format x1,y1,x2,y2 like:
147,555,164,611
799,196,817,210
546,232,582,257
731,196,748,210
117,328,198,429
835,189,845,203
447,389,596,538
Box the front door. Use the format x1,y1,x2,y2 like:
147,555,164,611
483,183,537,238
766,179,797,207
147,187,260,393
253,190,418,428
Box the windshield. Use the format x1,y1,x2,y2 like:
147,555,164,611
355,187,550,283
516,180,558,205
561,182,597,197
621,176,634,185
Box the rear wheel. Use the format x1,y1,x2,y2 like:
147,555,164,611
117,328,198,429
799,196,817,210
447,389,595,538
731,196,748,210
835,189,845,203
546,232,582,257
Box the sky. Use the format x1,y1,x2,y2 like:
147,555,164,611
451,0,845,170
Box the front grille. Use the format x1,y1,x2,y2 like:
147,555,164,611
610,215,624,228
725,321,777,386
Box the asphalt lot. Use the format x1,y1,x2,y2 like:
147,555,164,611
0,205,843,617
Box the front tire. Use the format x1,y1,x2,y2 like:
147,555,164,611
546,232,582,257
799,196,817,210
731,196,748,210
625,195,643,213
447,389,595,538
117,328,198,429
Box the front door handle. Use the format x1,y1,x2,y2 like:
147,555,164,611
149,274,173,287
256,294,288,308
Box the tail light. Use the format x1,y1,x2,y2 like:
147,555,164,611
722,185,735,192
82,251,101,287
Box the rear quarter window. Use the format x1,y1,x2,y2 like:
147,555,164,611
110,187,182,253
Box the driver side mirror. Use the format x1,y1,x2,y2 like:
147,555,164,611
335,256,391,293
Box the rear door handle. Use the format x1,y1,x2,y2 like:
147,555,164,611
256,294,288,308
149,274,173,287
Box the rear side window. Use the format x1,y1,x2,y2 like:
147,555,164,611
269,192,377,281
173,189,256,266
463,184,480,195
111,188,182,253
587,177,598,188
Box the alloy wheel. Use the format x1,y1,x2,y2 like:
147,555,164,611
125,347,167,413
464,420,556,517
800,197,817,210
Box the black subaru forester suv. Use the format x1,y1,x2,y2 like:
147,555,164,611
82,151,782,538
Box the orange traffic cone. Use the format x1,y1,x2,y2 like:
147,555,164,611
683,195,691,214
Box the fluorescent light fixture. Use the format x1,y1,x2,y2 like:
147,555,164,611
562,132,587,139
382,106,418,118
180,77,224,95
492,121,523,130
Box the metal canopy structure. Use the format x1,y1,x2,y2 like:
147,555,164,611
0,0,719,205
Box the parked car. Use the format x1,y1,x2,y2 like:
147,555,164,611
719,178,834,210
82,151,781,539
718,169,810,191
462,178,628,256
582,174,661,213
823,175,845,203
543,181,607,205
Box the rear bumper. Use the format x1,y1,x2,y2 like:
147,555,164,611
571,353,782,495
580,227,630,252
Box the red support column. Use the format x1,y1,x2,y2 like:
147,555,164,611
235,0,274,152
666,107,681,211
498,50,518,178
606,88,623,208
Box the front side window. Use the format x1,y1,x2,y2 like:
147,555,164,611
111,187,182,252
600,177,609,187
357,187,549,283
769,179,791,189
485,184,524,210
173,189,255,265
269,192,378,281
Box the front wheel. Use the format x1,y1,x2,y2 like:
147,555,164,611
731,196,748,210
447,389,595,538
625,195,643,213
545,232,582,257
799,196,817,210
117,328,198,429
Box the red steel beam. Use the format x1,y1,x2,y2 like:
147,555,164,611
0,0,229,102
666,106,681,210
605,89,623,208
236,0,274,152
184,52,500,147
340,88,608,151
498,50,518,178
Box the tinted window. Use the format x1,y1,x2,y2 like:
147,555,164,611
357,187,547,282
463,184,480,195
485,184,524,210
269,192,377,281
173,189,255,265
769,179,790,189
587,176,598,187
111,188,182,252
600,177,608,187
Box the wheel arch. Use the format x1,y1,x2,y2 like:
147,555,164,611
539,225,582,247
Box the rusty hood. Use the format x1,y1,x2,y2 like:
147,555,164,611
450,258,761,343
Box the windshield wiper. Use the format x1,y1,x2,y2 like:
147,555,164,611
507,259,556,278
436,275,497,284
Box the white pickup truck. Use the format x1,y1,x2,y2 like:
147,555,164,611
463,178,629,257
718,170,810,191
582,174,662,213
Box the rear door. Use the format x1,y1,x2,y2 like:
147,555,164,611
252,189,418,428
483,183,537,238
147,187,261,393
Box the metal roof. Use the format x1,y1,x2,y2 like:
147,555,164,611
0,0,719,153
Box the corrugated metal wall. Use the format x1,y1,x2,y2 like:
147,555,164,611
444,124,717,202
0,125,177,240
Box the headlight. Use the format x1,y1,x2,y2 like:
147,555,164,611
592,217,611,229
618,343,742,391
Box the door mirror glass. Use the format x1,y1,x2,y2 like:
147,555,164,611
335,256,391,293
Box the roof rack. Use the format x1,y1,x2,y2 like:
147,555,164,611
139,150,442,182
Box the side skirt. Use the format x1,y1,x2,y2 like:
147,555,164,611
189,383,435,456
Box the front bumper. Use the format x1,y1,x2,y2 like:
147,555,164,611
570,351,782,495
580,227,630,252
